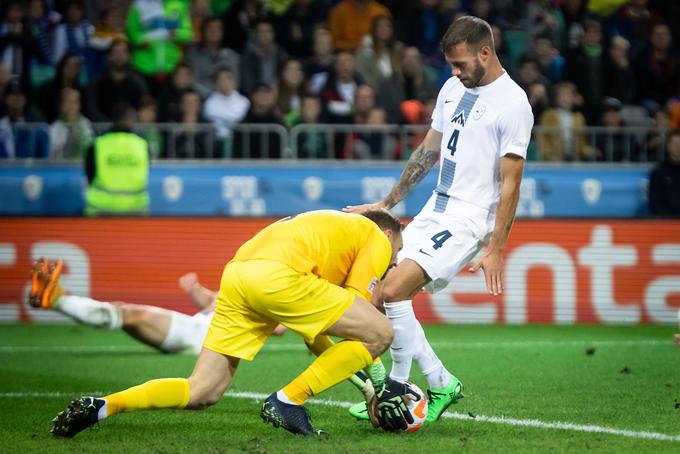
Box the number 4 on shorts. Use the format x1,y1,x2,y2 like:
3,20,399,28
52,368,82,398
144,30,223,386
430,230,452,250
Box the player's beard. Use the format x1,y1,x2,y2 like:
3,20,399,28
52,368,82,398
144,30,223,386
460,58,486,88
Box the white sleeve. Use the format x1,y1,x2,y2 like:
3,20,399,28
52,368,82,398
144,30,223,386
430,78,452,133
497,98,534,158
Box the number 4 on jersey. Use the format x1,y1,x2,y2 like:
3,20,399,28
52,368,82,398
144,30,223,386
430,230,452,250
447,129,459,157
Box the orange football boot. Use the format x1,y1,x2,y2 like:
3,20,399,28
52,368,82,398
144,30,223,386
29,258,65,308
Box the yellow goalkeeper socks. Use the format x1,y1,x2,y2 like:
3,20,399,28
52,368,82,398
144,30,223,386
103,378,190,417
282,341,373,405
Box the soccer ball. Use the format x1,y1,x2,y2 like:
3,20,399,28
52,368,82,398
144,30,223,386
402,382,428,432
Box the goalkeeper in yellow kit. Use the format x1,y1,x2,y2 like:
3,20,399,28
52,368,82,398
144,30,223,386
48,210,419,437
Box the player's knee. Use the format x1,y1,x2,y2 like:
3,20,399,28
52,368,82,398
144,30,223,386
120,304,146,327
380,280,408,303
364,317,393,357
186,377,223,409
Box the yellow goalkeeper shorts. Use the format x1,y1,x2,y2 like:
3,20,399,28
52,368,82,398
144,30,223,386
203,259,355,360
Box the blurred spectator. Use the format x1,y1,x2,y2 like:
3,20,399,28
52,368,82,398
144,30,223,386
396,0,448,61
275,0,329,59
88,6,128,77
491,25,512,71
221,0,269,53
305,27,334,94
634,23,679,112
607,0,659,59
559,0,589,51
36,53,84,123
526,81,550,120
186,16,240,95
126,0,192,92
190,0,212,42
352,84,375,124
351,106,394,159
86,39,149,122
137,96,162,158
537,81,593,161
0,83,48,159
166,89,212,158
328,0,391,51
52,1,94,73
644,106,670,161
234,84,282,158
240,18,288,96
294,93,328,158
564,18,605,123
532,34,564,84
356,15,395,90
0,63,10,115
515,56,551,97
377,46,437,123
85,103,149,216
468,0,498,26
0,1,47,94
649,129,680,216
376,46,437,123
602,35,636,104
276,58,305,127
203,67,249,140
320,50,363,124
594,97,640,161
26,0,58,87
158,62,201,122
48,87,94,159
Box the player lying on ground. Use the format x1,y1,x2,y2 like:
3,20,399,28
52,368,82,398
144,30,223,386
29,262,286,354
344,15,533,422
46,210,422,437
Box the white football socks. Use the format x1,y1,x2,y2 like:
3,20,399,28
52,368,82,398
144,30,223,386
384,300,418,383
54,295,123,330
384,299,454,389
413,322,453,389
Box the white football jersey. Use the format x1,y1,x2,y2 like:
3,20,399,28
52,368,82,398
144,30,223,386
430,72,533,219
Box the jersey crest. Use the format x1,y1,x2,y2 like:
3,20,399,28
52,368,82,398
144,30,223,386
451,111,466,127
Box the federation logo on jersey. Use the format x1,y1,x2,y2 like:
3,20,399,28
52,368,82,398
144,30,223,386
451,111,466,127
367,277,379,294
472,104,486,120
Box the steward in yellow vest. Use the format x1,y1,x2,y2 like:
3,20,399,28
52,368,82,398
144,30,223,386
85,106,149,216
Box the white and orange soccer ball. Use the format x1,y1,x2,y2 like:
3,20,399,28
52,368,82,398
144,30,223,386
368,381,428,432
402,382,428,432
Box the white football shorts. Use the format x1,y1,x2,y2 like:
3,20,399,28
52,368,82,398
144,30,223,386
160,310,213,354
399,195,491,293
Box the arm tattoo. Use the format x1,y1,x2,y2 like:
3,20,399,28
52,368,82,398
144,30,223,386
383,144,439,209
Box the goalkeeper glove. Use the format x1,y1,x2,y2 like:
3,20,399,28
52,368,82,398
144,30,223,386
374,378,418,432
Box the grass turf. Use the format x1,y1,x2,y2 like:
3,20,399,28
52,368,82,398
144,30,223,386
1,324,679,453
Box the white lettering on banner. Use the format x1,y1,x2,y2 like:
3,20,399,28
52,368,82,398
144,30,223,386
303,177,324,202
0,243,18,321
221,176,266,215
516,178,544,218
577,226,639,323
645,244,680,323
505,244,576,324
361,177,405,216
24,242,90,323
162,176,183,202
430,273,496,323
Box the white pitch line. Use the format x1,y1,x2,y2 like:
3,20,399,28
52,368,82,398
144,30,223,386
2,390,678,443
0,339,670,353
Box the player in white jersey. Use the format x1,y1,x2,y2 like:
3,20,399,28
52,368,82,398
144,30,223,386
345,15,533,422
29,259,286,354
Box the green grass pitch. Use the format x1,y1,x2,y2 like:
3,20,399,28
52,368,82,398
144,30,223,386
1,324,679,453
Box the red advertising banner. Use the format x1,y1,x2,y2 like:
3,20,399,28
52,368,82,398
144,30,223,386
1,218,679,324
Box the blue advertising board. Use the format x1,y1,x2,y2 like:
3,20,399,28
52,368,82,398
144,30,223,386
0,162,651,217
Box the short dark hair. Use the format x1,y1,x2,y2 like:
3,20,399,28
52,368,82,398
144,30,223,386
213,65,233,81
441,15,494,54
361,210,403,233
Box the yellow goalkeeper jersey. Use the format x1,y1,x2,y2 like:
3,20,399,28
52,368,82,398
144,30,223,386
232,210,392,301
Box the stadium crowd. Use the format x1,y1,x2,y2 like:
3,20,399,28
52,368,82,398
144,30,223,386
0,0,679,161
